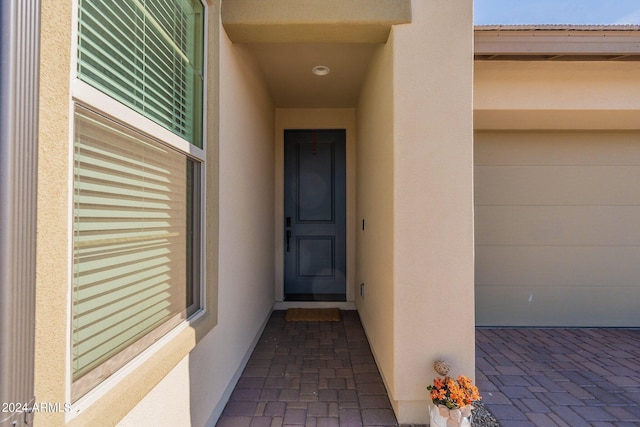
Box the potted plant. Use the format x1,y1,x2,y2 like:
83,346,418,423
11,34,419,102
427,360,481,427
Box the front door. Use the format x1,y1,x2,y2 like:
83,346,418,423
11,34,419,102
284,130,346,301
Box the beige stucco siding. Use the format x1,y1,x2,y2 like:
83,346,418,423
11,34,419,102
355,0,475,423
35,1,73,424
356,39,395,398
475,131,640,327
475,61,640,131
391,1,475,422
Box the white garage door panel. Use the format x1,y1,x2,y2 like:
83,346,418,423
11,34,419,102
475,131,640,166
476,246,640,288
476,285,640,327
475,131,640,326
476,206,640,246
476,166,640,206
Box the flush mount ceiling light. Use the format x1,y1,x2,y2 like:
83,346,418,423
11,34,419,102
312,65,331,76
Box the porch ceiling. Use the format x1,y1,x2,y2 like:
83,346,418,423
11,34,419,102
245,43,378,108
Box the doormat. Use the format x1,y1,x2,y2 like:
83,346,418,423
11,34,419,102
285,308,341,322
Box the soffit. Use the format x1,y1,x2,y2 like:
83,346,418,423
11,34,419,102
475,25,640,61
222,0,411,43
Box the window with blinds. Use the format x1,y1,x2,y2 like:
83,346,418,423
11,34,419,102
71,106,201,401
77,0,204,147
72,0,205,401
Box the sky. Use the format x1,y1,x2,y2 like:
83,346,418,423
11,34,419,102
475,0,640,25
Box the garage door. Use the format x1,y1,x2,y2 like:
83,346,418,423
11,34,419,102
475,131,640,326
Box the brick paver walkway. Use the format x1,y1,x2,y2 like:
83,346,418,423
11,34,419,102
216,311,399,427
476,328,640,427
217,311,640,427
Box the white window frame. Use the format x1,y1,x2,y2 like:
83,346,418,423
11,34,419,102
66,0,208,418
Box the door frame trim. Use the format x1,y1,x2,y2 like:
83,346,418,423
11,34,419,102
274,109,356,304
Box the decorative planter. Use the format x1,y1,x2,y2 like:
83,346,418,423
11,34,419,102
429,404,472,427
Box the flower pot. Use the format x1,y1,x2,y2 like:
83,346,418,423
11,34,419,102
429,404,472,427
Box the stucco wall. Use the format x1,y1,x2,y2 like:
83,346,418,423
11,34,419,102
34,1,73,424
355,40,396,398
119,11,276,427
391,1,475,423
356,1,475,424
475,61,640,130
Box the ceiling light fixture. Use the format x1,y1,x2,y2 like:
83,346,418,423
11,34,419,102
312,65,331,76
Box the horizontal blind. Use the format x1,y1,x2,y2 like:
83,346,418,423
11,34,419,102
72,106,195,400
77,0,203,147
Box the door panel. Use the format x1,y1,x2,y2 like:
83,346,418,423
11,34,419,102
298,237,334,277
298,145,334,221
284,130,346,301
475,131,640,327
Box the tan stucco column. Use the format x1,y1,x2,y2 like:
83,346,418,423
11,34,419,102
356,0,475,423
391,0,475,422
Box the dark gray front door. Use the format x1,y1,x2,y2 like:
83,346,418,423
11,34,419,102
284,130,346,301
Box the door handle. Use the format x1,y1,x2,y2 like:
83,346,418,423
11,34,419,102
286,230,291,252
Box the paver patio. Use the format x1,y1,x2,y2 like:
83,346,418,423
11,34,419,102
217,311,640,426
477,327,640,427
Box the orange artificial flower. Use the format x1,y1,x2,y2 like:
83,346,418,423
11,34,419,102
427,374,481,409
